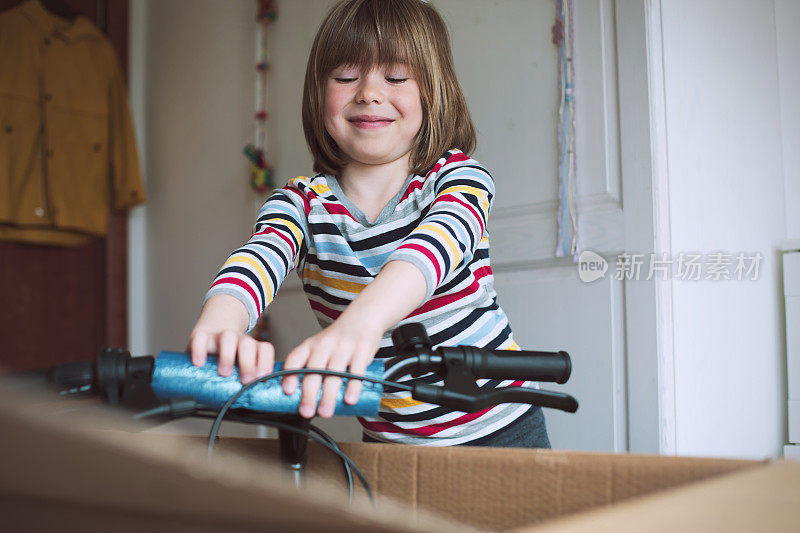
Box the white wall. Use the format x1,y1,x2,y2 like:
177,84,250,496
132,0,258,355
660,0,791,459
128,0,148,357
776,0,800,240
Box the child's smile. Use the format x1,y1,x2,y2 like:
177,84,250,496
347,114,395,129
324,64,423,170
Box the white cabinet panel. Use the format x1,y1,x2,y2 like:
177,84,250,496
494,267,626,452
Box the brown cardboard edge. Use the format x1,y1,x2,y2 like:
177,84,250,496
171,435,761,531
515,460,799,532
0,383,470,533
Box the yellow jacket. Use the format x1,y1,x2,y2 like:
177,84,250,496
0,0,145,246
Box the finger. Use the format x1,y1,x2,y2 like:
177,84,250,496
318,355,349,418
237,335,257,384
189,331,208,367
256,342,275,378
217,330,238,377
299,349,332,419
344,353,371,405
282,341,311,395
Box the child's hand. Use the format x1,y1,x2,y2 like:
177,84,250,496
188,294,274,384
188,326,275,385
281,316,382,419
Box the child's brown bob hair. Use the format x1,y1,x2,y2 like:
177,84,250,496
302,0,476,176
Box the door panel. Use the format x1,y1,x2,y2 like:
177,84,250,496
436,0,628,451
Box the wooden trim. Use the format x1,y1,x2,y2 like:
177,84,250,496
104,0,130,349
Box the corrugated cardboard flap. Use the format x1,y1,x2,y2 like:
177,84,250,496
517,459,799,532
0,385,465,533
200,435,762,531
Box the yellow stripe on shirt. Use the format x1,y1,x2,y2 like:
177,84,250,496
304,268,366,294
418,223,460,264
223,254,274,303
260,217,304,249
309,182,332,196
439,185,490,212
381,396,426,409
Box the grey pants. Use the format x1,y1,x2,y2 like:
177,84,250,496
460,406,551,448
362,406,551,449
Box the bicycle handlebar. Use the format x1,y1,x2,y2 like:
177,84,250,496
4,323,579,417
2,323,579,504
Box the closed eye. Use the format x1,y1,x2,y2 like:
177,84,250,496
386,77,408,84
334,77,357,83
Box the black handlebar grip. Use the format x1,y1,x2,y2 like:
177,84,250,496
459,347,572,384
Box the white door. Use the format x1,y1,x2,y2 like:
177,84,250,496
434,0,663,453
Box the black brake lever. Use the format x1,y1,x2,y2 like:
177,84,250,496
404,338,580,413
411,384,579,413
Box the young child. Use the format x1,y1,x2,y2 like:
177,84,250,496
189,0,550,448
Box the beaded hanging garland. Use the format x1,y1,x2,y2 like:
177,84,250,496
244,0,277,194
553,0,578,259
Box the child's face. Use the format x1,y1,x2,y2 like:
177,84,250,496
324,63,423,172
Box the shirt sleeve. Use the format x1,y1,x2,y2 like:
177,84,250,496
387,157,494,298
205,187,309,331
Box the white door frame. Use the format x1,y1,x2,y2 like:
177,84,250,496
616,0,675,454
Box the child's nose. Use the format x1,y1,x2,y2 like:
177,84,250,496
355,76,384,104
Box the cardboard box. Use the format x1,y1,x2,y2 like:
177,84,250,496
0,386,797,532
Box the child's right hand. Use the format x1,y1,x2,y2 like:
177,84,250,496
187,294,274,384
188,326,275,385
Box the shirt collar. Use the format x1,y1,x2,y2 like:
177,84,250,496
18,0,100,42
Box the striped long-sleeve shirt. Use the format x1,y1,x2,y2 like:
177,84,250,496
206,149,532,445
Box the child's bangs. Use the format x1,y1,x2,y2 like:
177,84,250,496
318,1,419,75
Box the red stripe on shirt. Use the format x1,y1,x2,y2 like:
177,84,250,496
442,151,469,167
284,186,311,216
308,299,342,321
422,151,470,182
473,265,493,279
361,408,490,436
360,381,525,437
396,242,442,284
407,278,481,318
210,277,261,312
434,193,485,234
400,177,426,202
251,226,296,256
397,151,471,203
323,202,360,223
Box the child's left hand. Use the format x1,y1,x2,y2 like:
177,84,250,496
281,259,428,418
281,314,383,418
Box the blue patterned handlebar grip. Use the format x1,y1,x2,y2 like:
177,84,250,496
151,351,384,417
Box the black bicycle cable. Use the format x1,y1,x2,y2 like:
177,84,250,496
204,368,410,503
207,367,410,461
308,424,355,503
196,411,372,503
195,409,357,502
